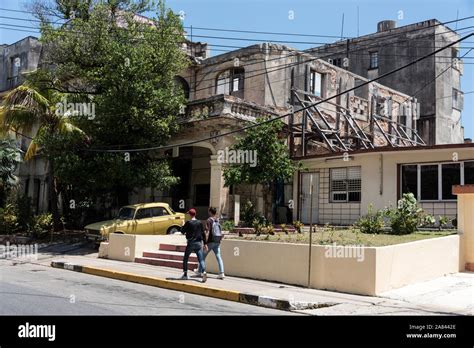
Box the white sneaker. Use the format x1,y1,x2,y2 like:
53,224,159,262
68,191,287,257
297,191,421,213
202,272,207,283
180,274,189,280
193,268,202,276
217,273,225,280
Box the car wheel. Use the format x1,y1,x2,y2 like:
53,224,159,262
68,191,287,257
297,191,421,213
167,226,180,235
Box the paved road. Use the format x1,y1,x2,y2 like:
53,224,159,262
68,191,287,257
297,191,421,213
0,260,296,315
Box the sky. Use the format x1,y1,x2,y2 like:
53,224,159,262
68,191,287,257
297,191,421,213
1,0,473,139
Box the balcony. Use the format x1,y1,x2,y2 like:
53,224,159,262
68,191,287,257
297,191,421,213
180,94,284,123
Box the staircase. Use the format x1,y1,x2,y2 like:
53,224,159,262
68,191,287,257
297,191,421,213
135,243,197,270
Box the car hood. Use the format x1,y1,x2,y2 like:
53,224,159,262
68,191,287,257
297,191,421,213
85,219,119,231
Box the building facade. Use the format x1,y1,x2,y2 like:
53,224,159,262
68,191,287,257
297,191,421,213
308,19,465,145
1,18,470,226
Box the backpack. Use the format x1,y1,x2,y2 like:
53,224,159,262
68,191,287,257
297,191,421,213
211,217,223,242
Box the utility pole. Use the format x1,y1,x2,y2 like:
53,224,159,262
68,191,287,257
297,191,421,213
307,174,314,288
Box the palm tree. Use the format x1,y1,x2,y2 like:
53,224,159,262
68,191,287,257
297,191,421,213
0,83,85,229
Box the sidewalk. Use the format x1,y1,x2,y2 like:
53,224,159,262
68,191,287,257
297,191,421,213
46,250,473,315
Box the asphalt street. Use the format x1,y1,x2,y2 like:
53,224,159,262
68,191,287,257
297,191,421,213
0,259,296,315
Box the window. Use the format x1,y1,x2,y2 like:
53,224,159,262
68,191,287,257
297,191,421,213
401,165,417,195
369,51,378,69
400,161,473,201
152,207,169,217
452,47,459,59
442,163,461,200
135,208,153,219
452,88,463,110
309,70,322,97
420,165,438,200
11,57,20,77
332,58,342,67
465,161,474,184
174,76,190,99
330,167,361,202
216,68,244,97
117,207,135,220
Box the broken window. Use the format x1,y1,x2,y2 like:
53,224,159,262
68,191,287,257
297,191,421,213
216,68,244,97
452,88,463,110
330,167,361,202
11,57,20,77
309,70,323,97
369,51,378,69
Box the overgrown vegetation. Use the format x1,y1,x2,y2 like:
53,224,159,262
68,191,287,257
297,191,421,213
355,193,450,235
3,0,189,229
354,204,384,234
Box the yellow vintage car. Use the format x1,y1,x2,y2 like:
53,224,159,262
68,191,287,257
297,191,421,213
84,202,185,241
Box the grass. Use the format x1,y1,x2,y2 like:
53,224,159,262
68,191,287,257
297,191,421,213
225,227,456,247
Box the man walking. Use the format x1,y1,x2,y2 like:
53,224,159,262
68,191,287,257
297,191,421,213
196,207,225,279
180,208,207,283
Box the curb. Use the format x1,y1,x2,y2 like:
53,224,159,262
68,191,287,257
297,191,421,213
51,261,328,311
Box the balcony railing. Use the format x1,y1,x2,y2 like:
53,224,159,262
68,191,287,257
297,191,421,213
180,94,282,122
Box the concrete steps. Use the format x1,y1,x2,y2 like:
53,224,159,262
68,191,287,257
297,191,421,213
135,243,198,270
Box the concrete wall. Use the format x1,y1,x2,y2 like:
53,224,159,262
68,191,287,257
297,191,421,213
295,146,474,225
374,235,459,293
454,186,474,271
204,235,459,295
308,20,464,145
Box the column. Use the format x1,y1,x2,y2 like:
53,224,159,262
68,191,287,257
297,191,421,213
209,155,229,218
453,185,474,271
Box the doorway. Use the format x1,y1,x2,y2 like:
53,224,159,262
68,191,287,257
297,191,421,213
299,172,319,224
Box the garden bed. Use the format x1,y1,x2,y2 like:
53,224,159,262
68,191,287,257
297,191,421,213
225,228,456,247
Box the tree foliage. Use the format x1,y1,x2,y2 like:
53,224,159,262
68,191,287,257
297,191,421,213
223,117,300,187
30,0,189,221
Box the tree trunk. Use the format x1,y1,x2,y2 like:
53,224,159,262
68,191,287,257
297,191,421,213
48,158,61,231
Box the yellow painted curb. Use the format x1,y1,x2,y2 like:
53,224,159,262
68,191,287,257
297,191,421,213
81,265,241,302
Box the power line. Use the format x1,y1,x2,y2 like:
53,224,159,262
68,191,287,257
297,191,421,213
6,17,471,97
81,32,473,154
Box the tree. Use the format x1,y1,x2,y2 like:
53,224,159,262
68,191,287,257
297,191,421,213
0,82,85,229
223,117,301,222
0,138,22,207
31,0,188,220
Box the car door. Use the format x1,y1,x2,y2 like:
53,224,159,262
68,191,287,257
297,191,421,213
151,207,173,234
133,208,154,235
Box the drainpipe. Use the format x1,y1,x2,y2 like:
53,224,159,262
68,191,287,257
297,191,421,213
379,154,384,195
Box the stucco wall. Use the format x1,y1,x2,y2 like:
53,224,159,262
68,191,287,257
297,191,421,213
204,235,459,295
296,146,474,225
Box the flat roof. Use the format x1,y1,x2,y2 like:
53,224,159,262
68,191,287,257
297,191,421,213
294,143,474,160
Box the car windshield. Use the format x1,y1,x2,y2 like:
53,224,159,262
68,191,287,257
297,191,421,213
117,207,135,220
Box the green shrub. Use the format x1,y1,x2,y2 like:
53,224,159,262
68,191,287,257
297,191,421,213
241,200,259,227
0,203,19,234
292,220,304,233
384,193,432,235
221,220,235,232
32,213,53,238
355,204,385,234
438,216,450,230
